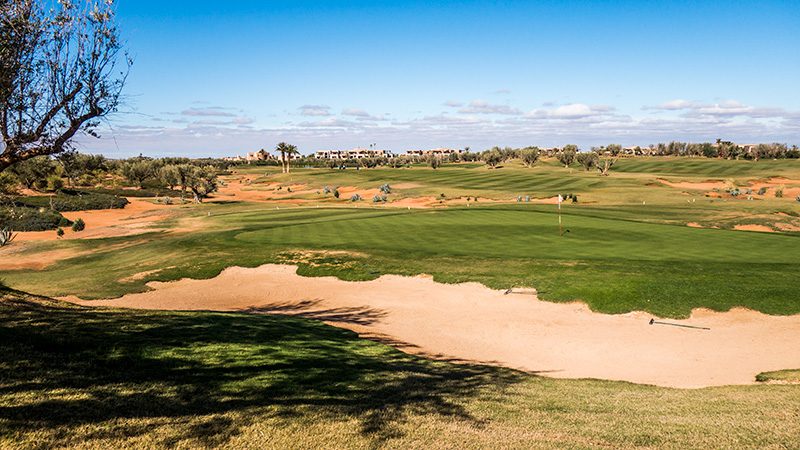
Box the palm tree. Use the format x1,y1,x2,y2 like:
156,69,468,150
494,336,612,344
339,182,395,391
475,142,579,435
275,142,299,173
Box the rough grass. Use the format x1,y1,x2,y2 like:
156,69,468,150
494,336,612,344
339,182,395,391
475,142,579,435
1,288,798,449
756,369,800,383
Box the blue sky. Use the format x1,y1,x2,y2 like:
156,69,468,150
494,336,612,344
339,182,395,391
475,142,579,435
84,0,800,157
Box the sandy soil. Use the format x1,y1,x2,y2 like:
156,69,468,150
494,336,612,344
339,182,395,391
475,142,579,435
657,178,728,190
687,222,704,228
734,224,776,233
13,198,176,243
774,222,800,232
67,264,800,389
658,176,800,198
1,198,178,270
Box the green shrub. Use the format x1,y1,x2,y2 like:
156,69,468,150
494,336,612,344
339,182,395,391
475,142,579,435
17,190,129,211
56,227,64,238
46,175,64,192
71,218,85,232
0,207,72,231
80,187,182,198
350,194,361,202
775,188,783,198
0,172,18,195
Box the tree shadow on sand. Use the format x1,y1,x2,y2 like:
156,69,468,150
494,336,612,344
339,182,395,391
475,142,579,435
242,299,388,326
0,289,525,448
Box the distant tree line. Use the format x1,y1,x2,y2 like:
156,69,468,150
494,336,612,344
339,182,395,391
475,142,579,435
0,153,233,202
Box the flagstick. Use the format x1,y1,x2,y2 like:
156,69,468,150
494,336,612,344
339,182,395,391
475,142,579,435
558,194,563,236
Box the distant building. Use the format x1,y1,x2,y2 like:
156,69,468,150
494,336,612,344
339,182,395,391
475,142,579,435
223,149,275,163
405,148,464,157
314,148,392,159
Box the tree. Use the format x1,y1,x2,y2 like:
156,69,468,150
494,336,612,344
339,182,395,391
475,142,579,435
558,145,578,168
55,151,107,187
606,144,622,156
183,165,218,203
519,147,540,167
0,0,130,172
429,156,441,169
158,164,181,190
121,160,156,188
576,152,598,171
597,158,617,176
9,155,54,189
481,147,504,169
275,142,299,173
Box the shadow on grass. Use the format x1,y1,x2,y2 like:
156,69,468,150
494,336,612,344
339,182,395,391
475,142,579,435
0,289,523,448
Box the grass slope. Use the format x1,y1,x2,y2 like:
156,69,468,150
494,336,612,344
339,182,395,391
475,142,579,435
1,288,798,449
4,204,799,317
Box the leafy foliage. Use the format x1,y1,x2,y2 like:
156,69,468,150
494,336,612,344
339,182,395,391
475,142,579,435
0,206,70,231
71,218,85,232
16,190,129,212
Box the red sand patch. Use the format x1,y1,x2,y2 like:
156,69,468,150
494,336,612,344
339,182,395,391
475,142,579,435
657,178,728,190
774,222,800,232
14,198,176,242
733,224,775,233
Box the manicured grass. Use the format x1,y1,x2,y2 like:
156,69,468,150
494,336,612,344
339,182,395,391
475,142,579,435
4,203,799,317
1,289,797,449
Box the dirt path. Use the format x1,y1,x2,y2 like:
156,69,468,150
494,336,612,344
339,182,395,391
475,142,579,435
66,265,800,389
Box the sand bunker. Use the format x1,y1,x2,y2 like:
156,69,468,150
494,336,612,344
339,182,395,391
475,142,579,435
67,264,800,389
734,224,776,233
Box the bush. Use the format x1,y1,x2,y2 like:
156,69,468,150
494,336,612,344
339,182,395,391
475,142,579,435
17,190,129,211
81,187,182,198
757,187,768,195
350,194,361,202
71,218,85,232
0,172,18,195
775,188,783,198
46,175,64,192
56,227,65,238
0,206,72,231
333,189,340,199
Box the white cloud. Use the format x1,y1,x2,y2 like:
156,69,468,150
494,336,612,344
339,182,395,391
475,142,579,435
79,98,800,157
298,105,332,117
181,107,237,117
458,100,521,115
443,100,463,108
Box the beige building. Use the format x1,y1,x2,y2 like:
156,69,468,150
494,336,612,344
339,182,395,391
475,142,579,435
405,148,464,157
314,148,392,159
223,149,282,163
